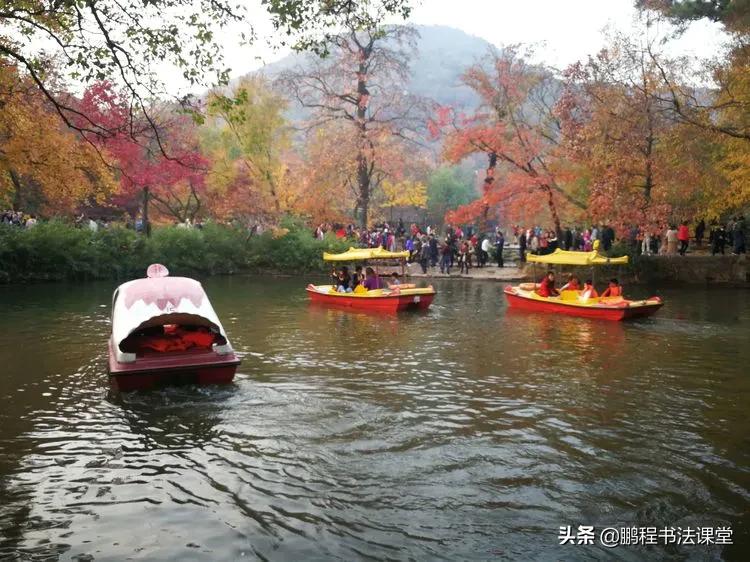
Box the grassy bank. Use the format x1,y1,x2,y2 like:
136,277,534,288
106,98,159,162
0,220,350,283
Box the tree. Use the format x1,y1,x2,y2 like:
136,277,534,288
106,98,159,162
77,82,207,230
0,65,115,213
278,24,428,227
425,166,477,225
559,26,727,231
0,0,412,144
433,47,585,233
204,76,290,218
638,0,750,33
379,178,427,221
636,2,750,142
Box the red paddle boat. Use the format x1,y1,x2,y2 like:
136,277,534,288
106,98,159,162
108,264,240,391
307,247,436,312
505,242,663,321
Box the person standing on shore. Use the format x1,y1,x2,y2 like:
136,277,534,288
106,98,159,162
495,230,505,267
732,215,746,255
695,219,706,247
678,221,690,255
419,237,430,274
711,224,726,255
666,225,678,255
440,238,452,274
641,230,653,255
480,236,491,267
518,229,526,263
429,235,438,268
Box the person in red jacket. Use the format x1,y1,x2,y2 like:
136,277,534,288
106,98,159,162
678,221,690,255
536,271,560,297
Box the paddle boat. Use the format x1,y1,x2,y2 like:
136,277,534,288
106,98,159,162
306,247,436,312
504,243,663,321
108,264,240,391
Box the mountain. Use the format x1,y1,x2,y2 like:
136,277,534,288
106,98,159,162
252,25,495,111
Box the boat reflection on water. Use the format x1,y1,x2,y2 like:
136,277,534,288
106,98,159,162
107,385,236,450
504,306,629,370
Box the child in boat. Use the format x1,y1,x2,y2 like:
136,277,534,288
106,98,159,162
388,272,400,288
536,271,560,297
560,274,580,291
362,267,382,291
601,278,623,298
579,279,599,301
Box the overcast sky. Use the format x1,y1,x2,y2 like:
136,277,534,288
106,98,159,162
191,0,729,94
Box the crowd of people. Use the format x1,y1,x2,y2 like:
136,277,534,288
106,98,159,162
1,210,37,228
314,215,749,279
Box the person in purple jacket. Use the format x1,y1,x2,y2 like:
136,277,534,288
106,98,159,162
362,267,382,291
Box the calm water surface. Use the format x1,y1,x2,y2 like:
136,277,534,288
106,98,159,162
0,277,748,561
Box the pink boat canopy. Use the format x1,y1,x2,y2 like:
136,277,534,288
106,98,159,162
111,265,233,363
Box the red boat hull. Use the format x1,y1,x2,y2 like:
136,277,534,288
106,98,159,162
108,341,239,391
307,288,435,312
504,287,663,321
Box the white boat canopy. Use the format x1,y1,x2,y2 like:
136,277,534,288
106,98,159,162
111,266,232,356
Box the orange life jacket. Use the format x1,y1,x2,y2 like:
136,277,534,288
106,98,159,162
602,286,622,297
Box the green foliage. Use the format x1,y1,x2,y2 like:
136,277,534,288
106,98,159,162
0,220,351,283
426,166,477,224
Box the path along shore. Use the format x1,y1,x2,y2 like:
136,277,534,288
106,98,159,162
405,252,749,286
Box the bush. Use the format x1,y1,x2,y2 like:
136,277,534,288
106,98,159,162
0,220,352,283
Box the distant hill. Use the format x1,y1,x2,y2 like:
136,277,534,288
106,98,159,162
251,25,495,112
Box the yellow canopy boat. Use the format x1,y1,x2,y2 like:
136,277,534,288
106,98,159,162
322,247,410,262
507,241,662,321
526,241,628,266
310,247,435,312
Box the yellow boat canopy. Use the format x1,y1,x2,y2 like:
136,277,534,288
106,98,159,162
323,247,410,262
527,248,628,266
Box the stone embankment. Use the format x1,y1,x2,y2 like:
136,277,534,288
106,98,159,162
407,252,749,286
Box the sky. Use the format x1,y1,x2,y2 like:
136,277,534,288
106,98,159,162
208,0,729,87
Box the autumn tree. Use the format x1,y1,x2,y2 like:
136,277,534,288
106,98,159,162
378,178,427,221
203,76,290,220
434,47,585,233
77,82,208,230
279,24,428,227
635,1,750,143
558,23,733,230
0,65,115,213
0,0,412,145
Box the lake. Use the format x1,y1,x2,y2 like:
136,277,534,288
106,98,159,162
0,277,748,560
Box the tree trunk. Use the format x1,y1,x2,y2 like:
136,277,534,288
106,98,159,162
544,185,562,234
8,169,23,210
142,186,151,237
358,152,370,228
480,152,498,233
355,48,371,229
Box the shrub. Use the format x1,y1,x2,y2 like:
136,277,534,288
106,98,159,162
0,220,353,283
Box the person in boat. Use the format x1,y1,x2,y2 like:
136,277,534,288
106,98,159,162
388,272,401,287
351,265,364,290
331,266,352,293
536,271,560,298
333,266,352,292
362,267,382,291
600,278,623,298
560,274,580,291
579,279,598,301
